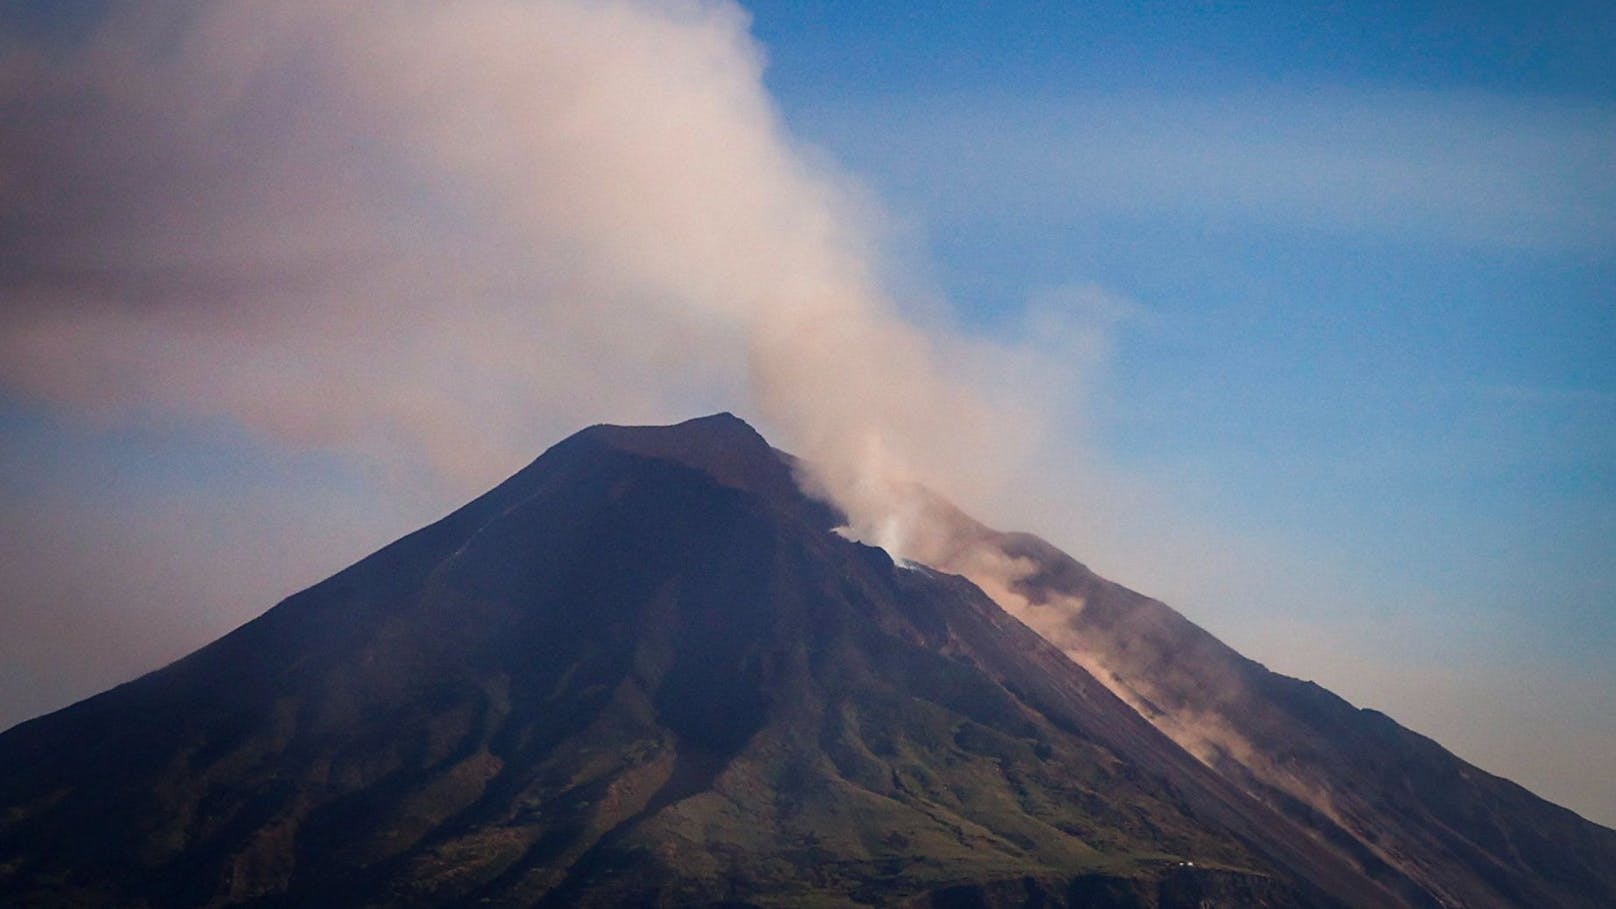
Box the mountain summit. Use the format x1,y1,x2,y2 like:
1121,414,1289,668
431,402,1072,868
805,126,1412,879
1,415,1611,907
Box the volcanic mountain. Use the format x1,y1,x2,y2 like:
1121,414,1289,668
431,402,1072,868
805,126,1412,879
1,414,1611,907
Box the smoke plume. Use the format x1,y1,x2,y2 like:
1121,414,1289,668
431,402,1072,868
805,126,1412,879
0,0,1120,751
0,0,1078,561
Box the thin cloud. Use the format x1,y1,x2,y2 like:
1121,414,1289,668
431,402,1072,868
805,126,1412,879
798,88,1616,254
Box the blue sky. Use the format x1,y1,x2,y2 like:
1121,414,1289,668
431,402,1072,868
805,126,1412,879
744,1,1616,96
742,0,1616,818
0,0,1611,826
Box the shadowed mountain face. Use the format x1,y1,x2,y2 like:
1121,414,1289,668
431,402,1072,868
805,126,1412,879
0,414,1611,907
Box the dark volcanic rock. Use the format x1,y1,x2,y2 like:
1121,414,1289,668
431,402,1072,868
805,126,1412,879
0,414,1609,907
915,864,1316,909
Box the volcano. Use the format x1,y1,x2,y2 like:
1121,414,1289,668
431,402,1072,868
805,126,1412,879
1,414,1612,907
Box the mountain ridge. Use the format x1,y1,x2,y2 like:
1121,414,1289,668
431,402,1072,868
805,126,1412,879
987,527,1616,908
0,414,1610,907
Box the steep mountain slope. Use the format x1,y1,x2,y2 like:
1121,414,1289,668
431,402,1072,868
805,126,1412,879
0,414,1609,907
911,503,1616,909
1021,531,1616,909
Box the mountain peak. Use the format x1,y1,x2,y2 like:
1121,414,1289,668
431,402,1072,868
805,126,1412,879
585,410,761,451
571,411,808,510
0,411,1366,907
4,414,1613,908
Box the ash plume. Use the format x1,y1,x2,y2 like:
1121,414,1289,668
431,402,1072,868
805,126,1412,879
0,0,1082,559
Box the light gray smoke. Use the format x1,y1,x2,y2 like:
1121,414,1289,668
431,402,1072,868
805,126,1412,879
0,0,1087,558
